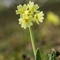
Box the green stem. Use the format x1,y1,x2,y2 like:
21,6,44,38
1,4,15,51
29,27,36,57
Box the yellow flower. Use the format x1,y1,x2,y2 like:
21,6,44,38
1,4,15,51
16,4,27,15
18,15,33,29
16,1,44,29
27,1,39,12
46,12,59,25
34,11,44,24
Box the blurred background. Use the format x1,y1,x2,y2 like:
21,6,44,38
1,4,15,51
0,0,60,60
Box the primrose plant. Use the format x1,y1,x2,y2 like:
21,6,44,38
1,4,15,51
16,1,56,60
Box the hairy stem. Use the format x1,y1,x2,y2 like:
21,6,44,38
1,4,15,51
29,27,36,57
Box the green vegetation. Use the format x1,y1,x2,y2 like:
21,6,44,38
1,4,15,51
0,0,60,60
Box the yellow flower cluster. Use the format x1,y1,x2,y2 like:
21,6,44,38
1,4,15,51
16,1,44,29
46,12,59,26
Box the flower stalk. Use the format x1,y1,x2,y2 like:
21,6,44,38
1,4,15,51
29,27,36,57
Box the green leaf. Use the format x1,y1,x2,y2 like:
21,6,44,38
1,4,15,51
48,49,56,60
35,48,41,60
51,50,56,60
